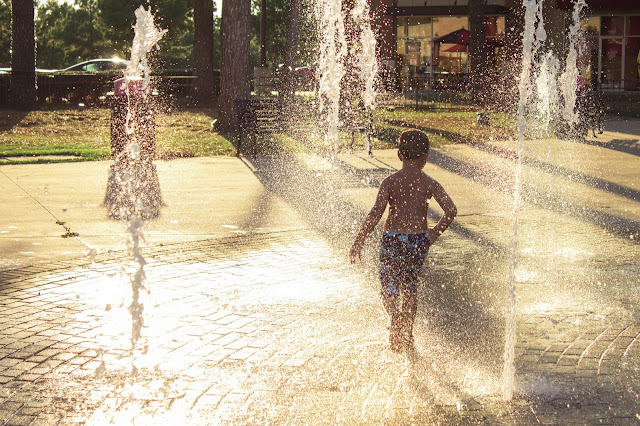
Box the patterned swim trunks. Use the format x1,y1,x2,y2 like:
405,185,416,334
379,231,430,297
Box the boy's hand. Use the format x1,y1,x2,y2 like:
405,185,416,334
428,229,438,246
349,243,362,264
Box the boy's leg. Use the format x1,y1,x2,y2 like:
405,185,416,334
380,236,404,352
381,291,398,317
399,233,430,351
401,289,418,348
381,287,403,353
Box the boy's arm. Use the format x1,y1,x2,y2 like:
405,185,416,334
429,181,457,244
350,181,390,263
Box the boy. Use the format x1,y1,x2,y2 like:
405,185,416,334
350,129,457,353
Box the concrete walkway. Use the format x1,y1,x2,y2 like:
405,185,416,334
0,118,639,424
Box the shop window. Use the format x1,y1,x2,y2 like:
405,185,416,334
407,17,432,38
396,0,506,7
397,38,406,56
396,18,406,38
626,16,640,36
433,16,468,40
579,25,599,85
485,16,505,44
582,16,600,34
601,38,623,87
602,16,624,36
485,17,498,37
624,36,640,90
395,0,504,5
397,0,467,5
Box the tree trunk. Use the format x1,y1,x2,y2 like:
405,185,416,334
194,0,216,106
9,0,36,108
468,0,487,105
280,0,303,110
218,0,250,132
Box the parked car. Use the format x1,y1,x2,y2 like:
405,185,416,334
294,65,316,80
0,59,127,75
277,63,317,90
58,58,128,73
0,67,58,74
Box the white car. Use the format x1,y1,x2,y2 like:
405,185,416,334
59,58,128,73
0,67,58,74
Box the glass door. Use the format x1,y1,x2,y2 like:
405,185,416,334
625,16,640,90
601,37,623,89
600,16,624,89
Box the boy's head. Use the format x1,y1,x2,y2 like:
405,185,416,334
398,130,430,160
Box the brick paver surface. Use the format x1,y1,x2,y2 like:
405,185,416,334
1,127,639,424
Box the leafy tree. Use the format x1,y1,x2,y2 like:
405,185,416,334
34,0,215,73
97,0,195,70
248,0,316,70
294,0,317,66
0,0,10,66
35,1,73,68
73,0,107,59
212,7,221,69
249,0,287,68
149,0,194,70
96,0,137,56
35,0,110,69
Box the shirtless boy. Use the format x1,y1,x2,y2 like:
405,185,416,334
350,129,457,353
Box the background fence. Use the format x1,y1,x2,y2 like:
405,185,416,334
0,72,206,106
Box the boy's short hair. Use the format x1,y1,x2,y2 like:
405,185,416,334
398,130,430,159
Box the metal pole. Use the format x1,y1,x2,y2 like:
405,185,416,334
260,0,267,67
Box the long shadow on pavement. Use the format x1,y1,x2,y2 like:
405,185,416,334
578,137,640,157
468,140,640,201
427,149,640,239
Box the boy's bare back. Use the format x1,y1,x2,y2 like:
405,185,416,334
381,167,452,234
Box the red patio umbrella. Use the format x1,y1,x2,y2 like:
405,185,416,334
434,28,470,45
443,44,468,53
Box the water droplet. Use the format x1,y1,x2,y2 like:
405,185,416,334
95,361,106,379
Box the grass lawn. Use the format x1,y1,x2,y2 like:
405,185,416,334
0,101,518,164
0,107,233,165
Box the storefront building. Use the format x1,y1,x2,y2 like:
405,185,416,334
567,1,640,90
369,0,640,92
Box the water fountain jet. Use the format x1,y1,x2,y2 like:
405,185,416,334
502,0,586,401
103,6,166,362
105,6,167,222
314,0,378,155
